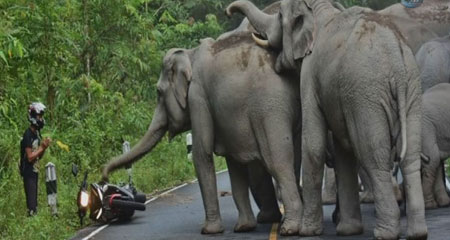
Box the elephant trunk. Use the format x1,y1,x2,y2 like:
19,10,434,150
102,103,168,181
226,0,281,49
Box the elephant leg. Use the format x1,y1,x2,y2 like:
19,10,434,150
190,95,223,234
349,114,400,239
360,153,400,239
322,165,337,205
332,167,340,226
421,143,441,209
334,143,363,236
254,118,301,236
299,100,327,236
400,103,427,239
247,161,281,224
434,162,450,207
294,132,302,197
226,159,257,232
359,167,374,203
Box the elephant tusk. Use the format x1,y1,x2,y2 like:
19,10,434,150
252,33,269,48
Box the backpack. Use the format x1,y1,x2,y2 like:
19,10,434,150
18,154,26,177
18,139,25,177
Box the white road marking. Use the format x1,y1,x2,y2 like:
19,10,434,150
81,169,228,240
81,223,111,240
144,183,188,204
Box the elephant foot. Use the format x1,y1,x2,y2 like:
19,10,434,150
424,198,438,210
234,215,257,232
336,220,363,236
436,193,450,208
373,223,400,240
359,191,374,203
279,219,300,236
256,209,282,223
201,219,225,234
300,222,323,236
406,219,427,240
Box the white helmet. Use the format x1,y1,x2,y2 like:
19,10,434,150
28,102,46,129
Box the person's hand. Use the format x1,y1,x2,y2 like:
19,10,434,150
42,137,52,149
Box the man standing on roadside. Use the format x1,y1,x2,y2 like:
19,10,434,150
20,102,52,216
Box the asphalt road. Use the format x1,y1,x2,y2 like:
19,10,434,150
71,171,450,240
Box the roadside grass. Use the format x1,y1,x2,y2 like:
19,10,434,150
0,132,226,240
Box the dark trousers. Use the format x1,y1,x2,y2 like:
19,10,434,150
23,174,38,215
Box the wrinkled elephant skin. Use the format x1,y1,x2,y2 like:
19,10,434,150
102,23,302,235
421,83,450,209
227,0,428,239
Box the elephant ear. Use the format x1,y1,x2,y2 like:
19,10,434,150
171,50,192,109
293,1,315,60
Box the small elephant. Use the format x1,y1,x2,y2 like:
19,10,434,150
102,17,303,235
421,83,450,209
416,34,450,91
227,0,427,239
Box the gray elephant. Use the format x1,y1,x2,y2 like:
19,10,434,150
420,83,450,209
227,0,427,239
359,34,450,205
102,19,303,236
320,0,450,206
379,0,450,54
360,34,450,206
416,34,450,91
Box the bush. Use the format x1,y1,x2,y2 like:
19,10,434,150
0,0,226,238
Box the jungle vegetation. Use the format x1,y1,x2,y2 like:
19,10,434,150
2,0,434,239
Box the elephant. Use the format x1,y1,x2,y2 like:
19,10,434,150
359,34,450,206
378,0,450,54
102,10,304,236
416,34,450,91
227,0,427,239
420,83,450,209
319,0,450,206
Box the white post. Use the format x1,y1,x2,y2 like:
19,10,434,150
45,162,57,216
186,133,192,161
123,141,132,184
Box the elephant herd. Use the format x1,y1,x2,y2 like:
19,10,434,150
102,0,450,239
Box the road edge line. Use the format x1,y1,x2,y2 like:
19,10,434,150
144,183,188,204
81,224,110,240
82,169,228,240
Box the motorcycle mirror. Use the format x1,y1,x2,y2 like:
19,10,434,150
72,164,79,177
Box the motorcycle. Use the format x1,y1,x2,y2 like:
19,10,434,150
73,164,146,225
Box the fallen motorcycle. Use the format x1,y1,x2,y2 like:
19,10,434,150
73,164,146,225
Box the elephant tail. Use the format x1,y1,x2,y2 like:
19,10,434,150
397,82,408,162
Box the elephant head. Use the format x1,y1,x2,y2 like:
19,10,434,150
226,0,341,72
102,48,192,179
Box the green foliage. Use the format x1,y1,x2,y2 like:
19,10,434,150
0,0,227,238
0,0,418,238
